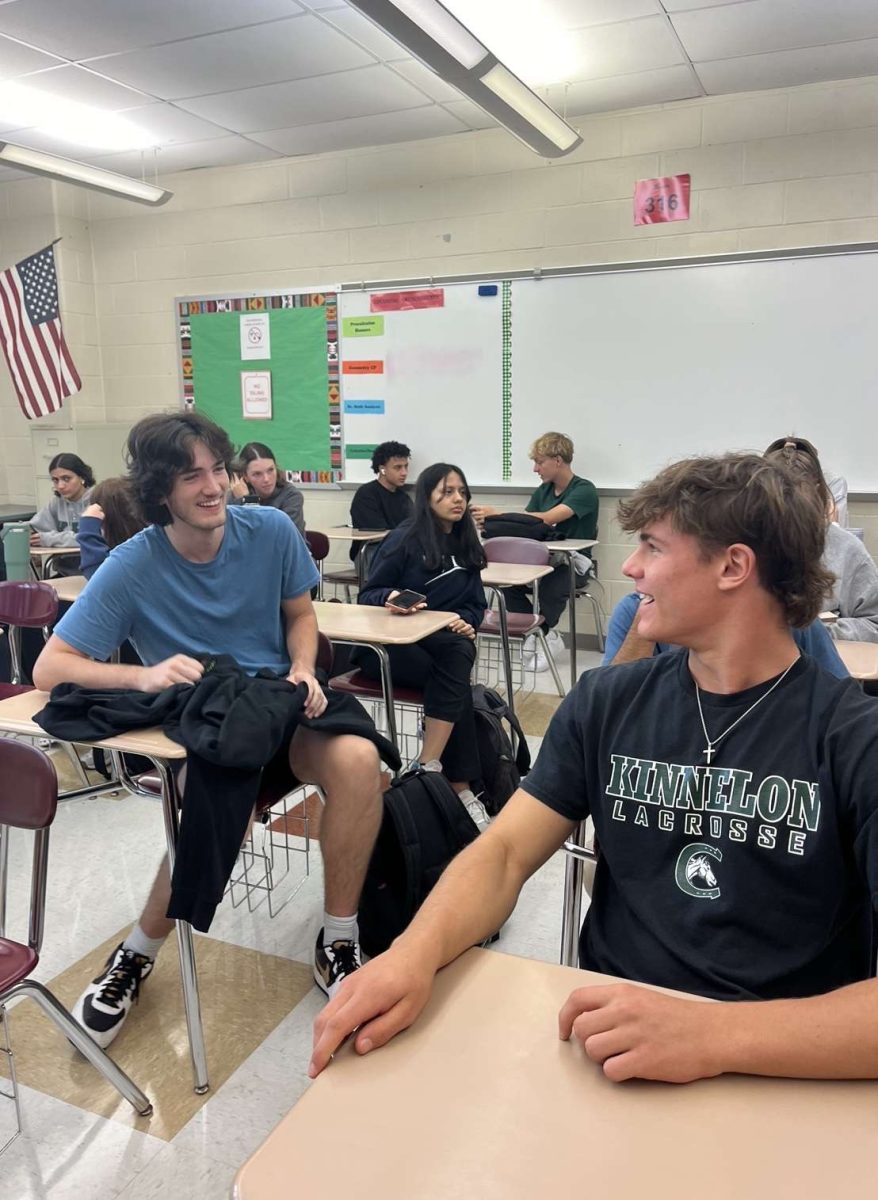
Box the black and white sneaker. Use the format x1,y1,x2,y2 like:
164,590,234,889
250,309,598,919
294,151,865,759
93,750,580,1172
313,929,362,1000
71,944,154,1048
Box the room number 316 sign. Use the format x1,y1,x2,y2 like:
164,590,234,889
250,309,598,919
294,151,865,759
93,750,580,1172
633,173,690,225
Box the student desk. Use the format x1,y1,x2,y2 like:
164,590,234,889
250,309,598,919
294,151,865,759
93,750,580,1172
321,527,388,587
0,689,213,1094
0,505,36,522
546,538,598,689
835,640,878,681
233,947,876,1200
43,574,87,604
314,600,457,757
29,545,79,580
480,562,557,706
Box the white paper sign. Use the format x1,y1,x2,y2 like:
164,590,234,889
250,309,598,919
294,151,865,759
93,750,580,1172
241,371,272,420
240,313,270,360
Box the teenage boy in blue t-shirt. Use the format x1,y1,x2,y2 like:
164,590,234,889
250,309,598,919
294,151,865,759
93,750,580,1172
34,412,384,1048
311,453,878,1085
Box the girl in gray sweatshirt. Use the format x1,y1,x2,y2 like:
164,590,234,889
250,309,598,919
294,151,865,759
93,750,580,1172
29,452,95,548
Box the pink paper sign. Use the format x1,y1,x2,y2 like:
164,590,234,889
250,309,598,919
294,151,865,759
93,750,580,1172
633,174,690,225
370,288,444,313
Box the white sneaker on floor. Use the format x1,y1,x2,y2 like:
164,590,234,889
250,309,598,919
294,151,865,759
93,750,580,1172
458,788,490,831
545,630,565,653
406,757,442,773
522,634,549,673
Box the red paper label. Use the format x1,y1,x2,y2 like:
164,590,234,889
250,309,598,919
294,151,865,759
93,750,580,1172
633,174,690,225
342,360,384,375
370,288,444,313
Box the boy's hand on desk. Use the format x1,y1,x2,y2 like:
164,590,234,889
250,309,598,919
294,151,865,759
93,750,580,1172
309,947,435,1078
558,983,722,1084
288,667,327,718
139,655,205,692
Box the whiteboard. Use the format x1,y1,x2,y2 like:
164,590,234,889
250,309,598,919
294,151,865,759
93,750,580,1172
509,250,878,489
339,283,505,485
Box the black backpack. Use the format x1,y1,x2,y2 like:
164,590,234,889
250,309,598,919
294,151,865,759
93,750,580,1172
482,512,556,541
471,685,531,816
358,770,480,958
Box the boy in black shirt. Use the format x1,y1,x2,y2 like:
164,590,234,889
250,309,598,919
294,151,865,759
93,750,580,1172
311,452,878,1085
348,441,413,562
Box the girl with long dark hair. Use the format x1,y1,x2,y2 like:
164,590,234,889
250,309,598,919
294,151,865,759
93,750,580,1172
229,441,305,535
29,452,95,549
358,463,489,826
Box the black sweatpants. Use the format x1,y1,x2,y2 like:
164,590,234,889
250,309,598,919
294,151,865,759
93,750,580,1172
503,561,588,631
355,629,480,783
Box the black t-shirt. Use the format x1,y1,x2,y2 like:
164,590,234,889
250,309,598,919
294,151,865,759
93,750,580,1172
523,651,878,1001
349,480,413,561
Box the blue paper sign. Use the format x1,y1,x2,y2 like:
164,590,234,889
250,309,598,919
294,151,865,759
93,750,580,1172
343,400,385,414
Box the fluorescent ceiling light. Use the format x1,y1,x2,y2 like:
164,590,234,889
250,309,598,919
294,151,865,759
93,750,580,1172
0,82,156,152
348,0,582,158
444,0,578,87
481,64,580,152
0,142,172,206
390,0,487,68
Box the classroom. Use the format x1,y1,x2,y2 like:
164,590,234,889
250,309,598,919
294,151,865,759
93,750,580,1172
1,2,878,1197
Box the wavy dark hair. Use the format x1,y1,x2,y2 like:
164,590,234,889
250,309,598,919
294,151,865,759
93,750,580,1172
89,477,147,548
49,453,95,489
617,453,834,628
405,462,486,572
126,411,234,526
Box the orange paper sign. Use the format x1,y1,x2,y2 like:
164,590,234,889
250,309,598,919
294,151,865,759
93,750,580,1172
633,174,690,225
342,360,384,375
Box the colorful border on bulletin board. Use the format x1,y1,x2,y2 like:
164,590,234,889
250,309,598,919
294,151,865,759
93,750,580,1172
178,292,342,483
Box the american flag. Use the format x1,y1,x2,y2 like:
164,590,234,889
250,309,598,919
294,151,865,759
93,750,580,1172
0,244,81,419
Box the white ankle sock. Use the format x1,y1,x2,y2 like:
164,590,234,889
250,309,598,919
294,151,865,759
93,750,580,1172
323,913,358,946
123,925,166,961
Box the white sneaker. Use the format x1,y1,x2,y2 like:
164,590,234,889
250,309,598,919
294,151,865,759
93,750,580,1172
545,630,564,653
406,757,442,773
458,788,490,831
522,634,549,673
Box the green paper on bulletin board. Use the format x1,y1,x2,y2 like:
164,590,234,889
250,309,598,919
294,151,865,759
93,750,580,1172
189,308,330,472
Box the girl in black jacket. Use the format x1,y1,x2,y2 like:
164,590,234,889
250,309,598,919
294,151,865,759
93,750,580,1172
358,463,489,825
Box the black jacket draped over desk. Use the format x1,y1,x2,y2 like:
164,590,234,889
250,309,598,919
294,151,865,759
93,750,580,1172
35,655,400,931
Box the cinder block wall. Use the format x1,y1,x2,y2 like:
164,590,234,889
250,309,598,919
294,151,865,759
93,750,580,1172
1,76,877,634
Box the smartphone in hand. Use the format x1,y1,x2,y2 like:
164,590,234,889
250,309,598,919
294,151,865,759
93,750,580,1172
391,589,427,611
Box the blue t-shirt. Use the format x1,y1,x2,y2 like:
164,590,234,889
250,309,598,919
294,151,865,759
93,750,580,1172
603,592,848,679
56,506,319,676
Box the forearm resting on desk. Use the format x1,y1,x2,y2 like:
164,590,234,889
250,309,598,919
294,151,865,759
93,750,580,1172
310,790,574,1075
33,635,202,692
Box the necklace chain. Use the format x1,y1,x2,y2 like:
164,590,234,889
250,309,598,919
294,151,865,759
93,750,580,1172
695,658,799,765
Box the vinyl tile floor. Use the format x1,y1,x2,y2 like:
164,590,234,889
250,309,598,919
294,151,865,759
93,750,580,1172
1,648,604,1200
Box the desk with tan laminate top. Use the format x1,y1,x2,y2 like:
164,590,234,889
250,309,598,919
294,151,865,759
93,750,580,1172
29,545,80,579
480,562,557,709
43,574,87,604
835,640,878,680
234,946,876,1200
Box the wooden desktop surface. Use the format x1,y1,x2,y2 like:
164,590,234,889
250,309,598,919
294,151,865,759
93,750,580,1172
481,562,553,587
313,600,457,644
835,640,878,680
234,947,877,1200
43,574,87,603
29,545,79,559
322,527,389,542
546,537,598,552
0,688,184,759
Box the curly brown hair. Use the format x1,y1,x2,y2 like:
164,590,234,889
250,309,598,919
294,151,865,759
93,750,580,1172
617,454,834,628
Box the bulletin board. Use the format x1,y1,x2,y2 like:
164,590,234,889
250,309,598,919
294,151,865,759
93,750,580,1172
177,290,341,482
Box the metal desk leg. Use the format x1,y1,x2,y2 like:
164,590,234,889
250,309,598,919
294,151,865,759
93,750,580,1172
151,756,210,1094
560,822,589,967
567,553,578,690
0,823,8,938
492,588,516,722
371,642,400,772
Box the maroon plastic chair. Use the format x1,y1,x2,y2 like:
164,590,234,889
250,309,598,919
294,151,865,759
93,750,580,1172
0,581,57,689
478,538,563,694
305,530,329,599
0,740,151,1149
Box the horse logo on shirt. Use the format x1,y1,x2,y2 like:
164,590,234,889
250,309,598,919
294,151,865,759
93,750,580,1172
675,842,722,900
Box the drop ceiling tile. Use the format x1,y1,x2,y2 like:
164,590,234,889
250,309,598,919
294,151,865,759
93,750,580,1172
319,8,410,60
672,0,878,62
696,39,878,94
442,98,499,131
176,64,432,132
87,136,282,176
115,103,236,144
391,59,461,103
500,1,661,29
90,15,375,100
662,0,752,10
0,35,65,80
567,14,688,80
0,0,302,60
546,64,702,117
249,105,467,155
17,64,151,109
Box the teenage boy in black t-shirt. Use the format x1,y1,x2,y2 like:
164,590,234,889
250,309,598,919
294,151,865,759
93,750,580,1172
311,452,878,1084
348,441,413,562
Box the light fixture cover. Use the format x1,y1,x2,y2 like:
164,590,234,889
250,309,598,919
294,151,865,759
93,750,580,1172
0,142,172,206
